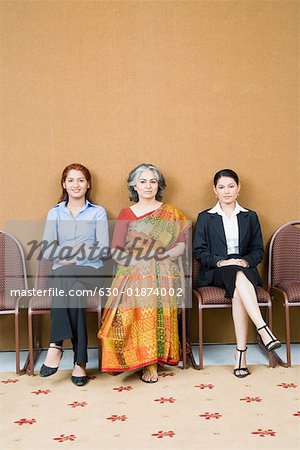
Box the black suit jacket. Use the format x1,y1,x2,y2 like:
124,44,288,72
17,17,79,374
193,208,264,287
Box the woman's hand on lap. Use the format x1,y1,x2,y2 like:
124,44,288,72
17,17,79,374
219,258,248,267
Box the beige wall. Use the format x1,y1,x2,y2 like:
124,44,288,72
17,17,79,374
0,0,299,350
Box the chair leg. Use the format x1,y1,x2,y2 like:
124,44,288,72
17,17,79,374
285,303,292,368
97,309,102,372
28,310,34,376
14,310,20,375
198,305,203,370
181,307,187,369
266,305,275,368
34,314,41,351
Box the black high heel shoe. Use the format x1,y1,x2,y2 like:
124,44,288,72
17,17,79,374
71,375,88,387
39,345,63,377
71,364,88,387
233,347,250,378
257,324,281,352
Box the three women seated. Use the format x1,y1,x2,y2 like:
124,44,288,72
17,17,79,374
39,163,280,386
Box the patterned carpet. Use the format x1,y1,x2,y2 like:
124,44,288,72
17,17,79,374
1,365,299,449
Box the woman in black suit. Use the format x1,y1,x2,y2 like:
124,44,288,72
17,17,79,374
193,169,281,378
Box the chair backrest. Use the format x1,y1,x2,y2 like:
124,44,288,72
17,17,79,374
0,231,28,292
34,258,53,290
268,221,300,289
192,257,200,289
0,231,28,310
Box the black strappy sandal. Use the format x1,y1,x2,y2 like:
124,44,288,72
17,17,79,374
257,324,281,352
233,347,250,378
39,345,63,377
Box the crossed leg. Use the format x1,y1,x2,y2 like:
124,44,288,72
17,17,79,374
231,271,276,376
232,290,249,376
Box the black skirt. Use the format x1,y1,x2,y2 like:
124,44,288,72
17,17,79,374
211,265,260,299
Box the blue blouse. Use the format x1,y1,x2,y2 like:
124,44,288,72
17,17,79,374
42,200,109,270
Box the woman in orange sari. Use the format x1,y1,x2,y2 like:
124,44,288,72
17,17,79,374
98,163,189,383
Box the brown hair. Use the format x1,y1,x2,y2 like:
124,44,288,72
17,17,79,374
58,163,93,203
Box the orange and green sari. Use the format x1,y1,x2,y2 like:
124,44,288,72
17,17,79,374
98,203,190,372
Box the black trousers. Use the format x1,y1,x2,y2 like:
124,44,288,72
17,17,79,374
46,265,105,365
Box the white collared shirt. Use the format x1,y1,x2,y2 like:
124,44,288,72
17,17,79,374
208,202,248,254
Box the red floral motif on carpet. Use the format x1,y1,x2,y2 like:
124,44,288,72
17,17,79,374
277,382,297,389
14,418,36,426
194,384,215,390
199,412,222,420
67,401,87,408
106,415,127,422
293,411,300,417
154,397,176,404
113,386,133,392
53,434,76,442
251,429,276,437
240,396,262,403
1,379,19,384
31,389,51,395
158,372,176,377
151,431,175,438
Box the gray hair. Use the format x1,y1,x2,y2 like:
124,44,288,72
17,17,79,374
127,163,166,202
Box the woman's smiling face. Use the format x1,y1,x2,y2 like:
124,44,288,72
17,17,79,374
63,169,90,201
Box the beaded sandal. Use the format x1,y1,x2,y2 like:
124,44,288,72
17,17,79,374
141,364,158,383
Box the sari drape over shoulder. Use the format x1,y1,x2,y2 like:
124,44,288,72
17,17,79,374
98,203,190,372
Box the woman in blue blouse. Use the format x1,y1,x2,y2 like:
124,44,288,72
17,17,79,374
39,163,109,386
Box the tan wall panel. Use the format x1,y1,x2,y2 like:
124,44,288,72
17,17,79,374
0,1,299,350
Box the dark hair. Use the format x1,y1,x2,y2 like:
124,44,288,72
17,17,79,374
213,169,239,187
58,163,92,203
127,163,166,202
